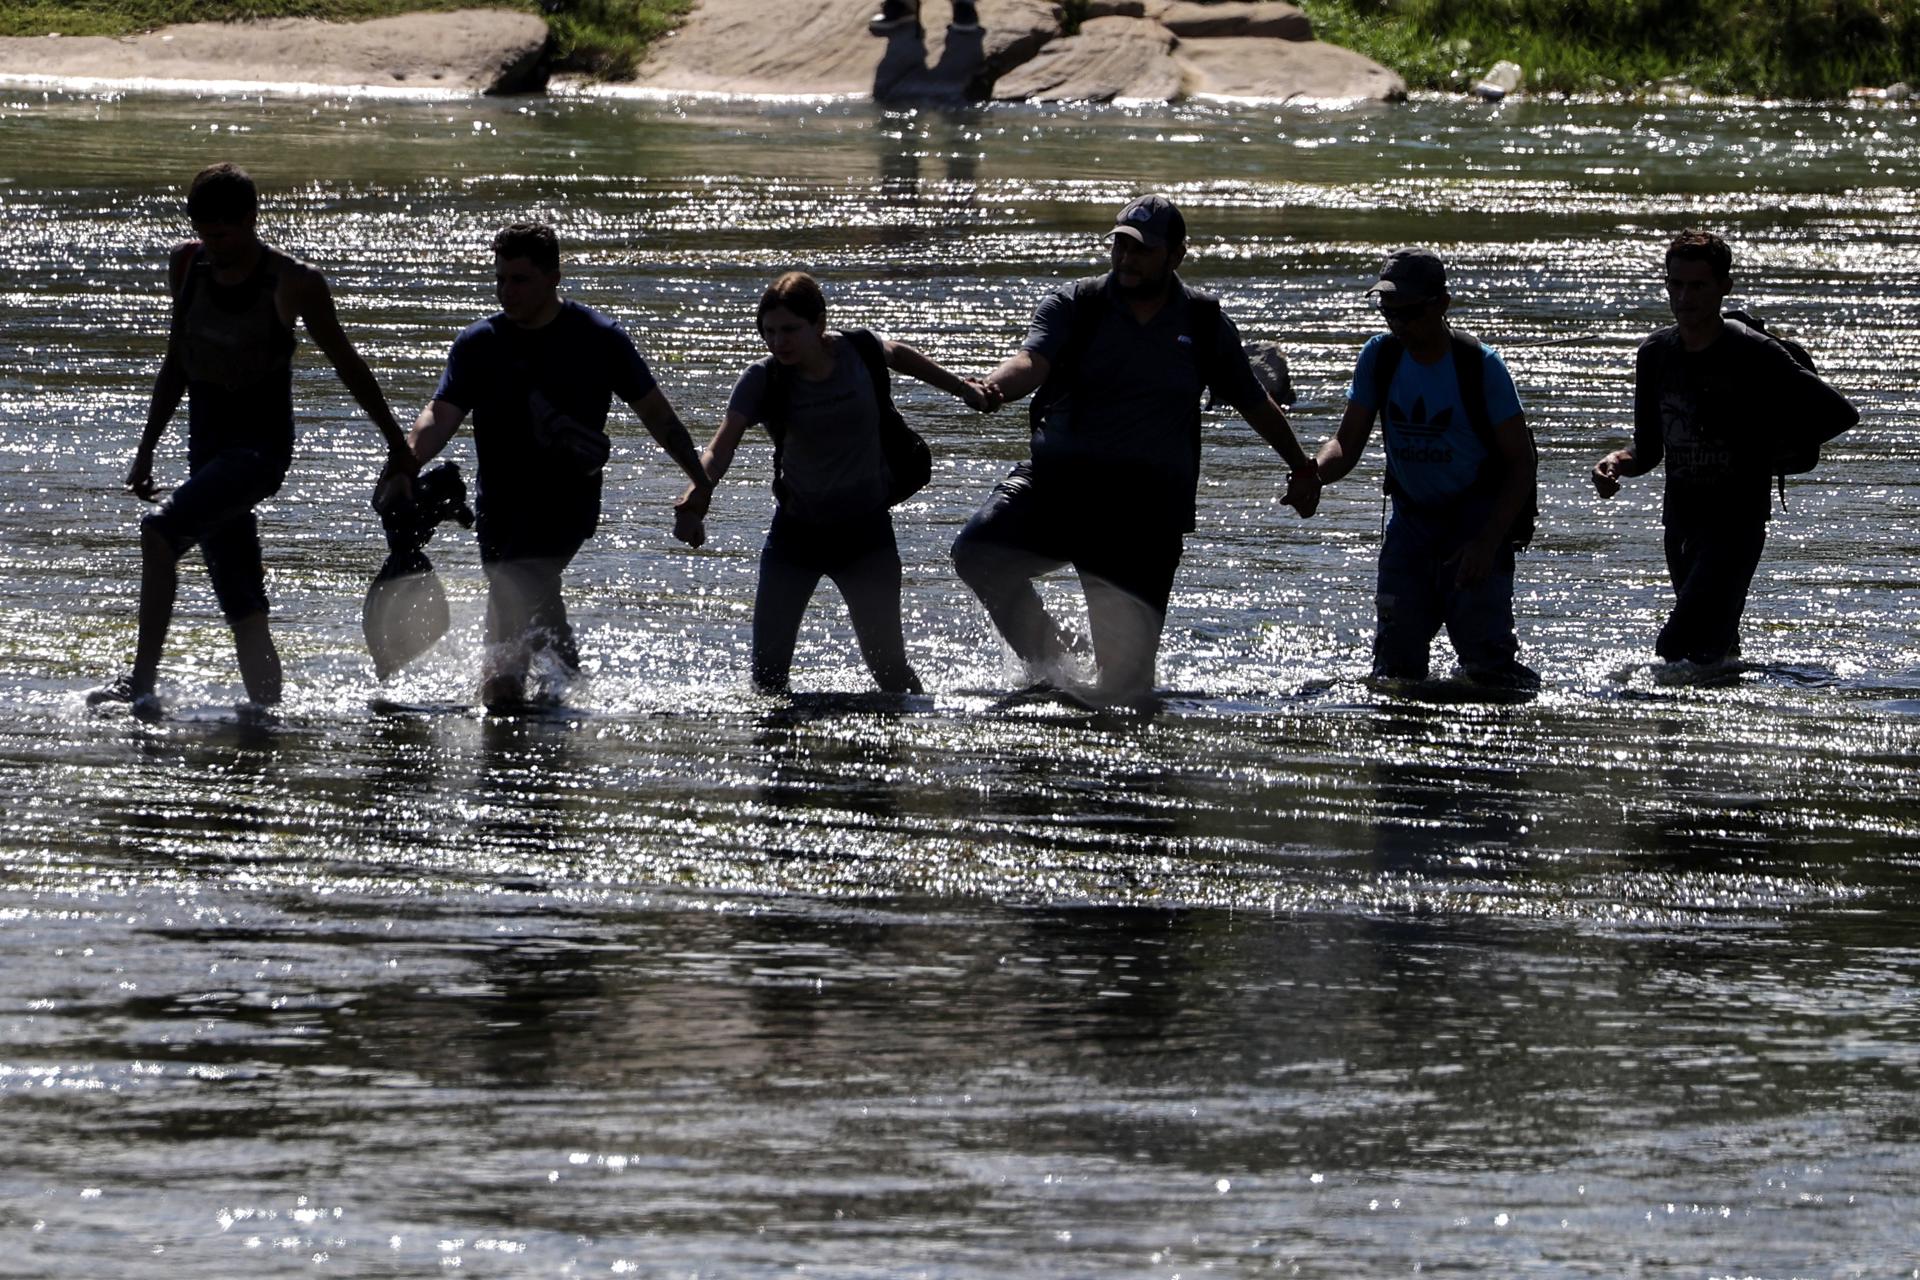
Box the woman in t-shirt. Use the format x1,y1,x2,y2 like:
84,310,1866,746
677,272,988,694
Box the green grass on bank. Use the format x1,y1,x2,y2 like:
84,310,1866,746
1294,0,1920,98
0,0,692,79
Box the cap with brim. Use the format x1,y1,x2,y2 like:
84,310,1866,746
1111,194,1184,249
1365,246,1447,305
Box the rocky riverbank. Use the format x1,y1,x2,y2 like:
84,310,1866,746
0,9,550,96
0,0,1403,104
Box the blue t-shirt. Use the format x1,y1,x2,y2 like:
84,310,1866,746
434,300,658,543
1347,333,1522,508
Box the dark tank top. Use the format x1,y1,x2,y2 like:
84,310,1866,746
173,246,297,469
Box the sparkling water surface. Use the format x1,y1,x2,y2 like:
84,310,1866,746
1,86,1918,1277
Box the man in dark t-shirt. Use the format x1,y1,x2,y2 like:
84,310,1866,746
952,194,1321,705
1593,229,1857,665
411,222,714,709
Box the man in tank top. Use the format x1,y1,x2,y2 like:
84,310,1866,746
89,162,417,719
1592,230,1858,666
410,222,715,711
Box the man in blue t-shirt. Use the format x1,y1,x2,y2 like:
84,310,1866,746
410,222,714,709
1312,247,1539,689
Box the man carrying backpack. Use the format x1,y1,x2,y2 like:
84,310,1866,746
952,194,1322,706
1591,229,1857,666
1312,246,1539,689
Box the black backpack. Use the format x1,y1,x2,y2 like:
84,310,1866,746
1028,275,1224,470
1370,326,1537,551
761,327,932,507
1721,309,1850,491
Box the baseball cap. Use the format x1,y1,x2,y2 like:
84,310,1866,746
1111,194,1185,249
1365,246,1447,304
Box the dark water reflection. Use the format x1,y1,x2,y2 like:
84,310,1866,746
2,86,1919,1275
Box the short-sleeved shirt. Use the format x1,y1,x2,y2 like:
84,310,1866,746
727,331,890,524
1631,321,1857,527
433,300,658,546
1022,272,1267,531
1347,333,1524,510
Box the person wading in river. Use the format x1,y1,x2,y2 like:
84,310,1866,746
1591,229,1858,667
410,222,715,711
952,193,1322,708
1311,246,1539,690
675,271,989,695
89,162,416,720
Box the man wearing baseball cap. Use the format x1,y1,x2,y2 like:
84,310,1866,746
1310,246,1540,690
952,193,1321,708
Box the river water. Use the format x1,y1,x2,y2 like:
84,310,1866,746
2,83,1918,1277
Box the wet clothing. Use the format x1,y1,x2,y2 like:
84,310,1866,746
954,272,1263,690
1347,331,1531,682
1632,321,1857,529
1020,272,1266,534
1630,321,1856,663
481,552,580,677
728,334,891,524
952,462,1184,695
1371,490,1525,682
433,300,658,558
729,334,920,693
153,245,299,620
143,449,282,621
752,508,918,694
1658,523,1766,664
1348,332,1522,510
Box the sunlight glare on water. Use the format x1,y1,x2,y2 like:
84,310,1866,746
0,85,1918,1277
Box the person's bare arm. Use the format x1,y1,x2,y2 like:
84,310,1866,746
885,339,992,410
292,266,416,485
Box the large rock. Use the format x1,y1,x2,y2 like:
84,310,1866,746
1154,2,1313,41
991,15,1181,101
0,10,551,95
1176,35,1406,102
636,0,1062,99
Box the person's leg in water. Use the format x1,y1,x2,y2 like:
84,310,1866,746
826,513,923,695
1657,522,1766,664
94,449,279,714
751,514,827,695
480,553,574,708
1074,531,1182,705
1371,507,1445,682
202,508,282,706
1441,550,1537,689
951,465,1084,677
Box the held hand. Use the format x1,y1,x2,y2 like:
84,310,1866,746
672,507,706,549
675,483,713,523
1282,466,1322,518
970,378,1005,413
1591,456,1622,499
374,470,413,513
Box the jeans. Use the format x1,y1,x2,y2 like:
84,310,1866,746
1658,522,1766,664
753,507,920,694
1373,496,1531,684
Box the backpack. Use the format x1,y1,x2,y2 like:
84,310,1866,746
761,327,932,508
1720,309,1850,497
1028,275,1224,471
1370,326,1538,551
